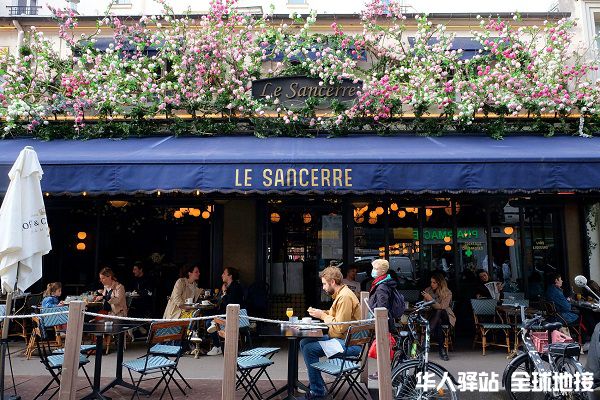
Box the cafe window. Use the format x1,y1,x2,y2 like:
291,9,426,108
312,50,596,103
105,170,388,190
422,202,454,286
266,199,343,308
489,202,523,292
387,202,420,288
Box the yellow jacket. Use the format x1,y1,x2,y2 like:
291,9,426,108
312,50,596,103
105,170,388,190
322,285,360,339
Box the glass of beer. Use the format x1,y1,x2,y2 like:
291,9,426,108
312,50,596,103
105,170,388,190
286,308,294,320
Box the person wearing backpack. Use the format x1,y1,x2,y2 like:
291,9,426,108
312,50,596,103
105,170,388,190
367,259,405,380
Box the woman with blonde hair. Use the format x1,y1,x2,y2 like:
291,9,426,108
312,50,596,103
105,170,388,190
422,272,455,361
94,267,127,317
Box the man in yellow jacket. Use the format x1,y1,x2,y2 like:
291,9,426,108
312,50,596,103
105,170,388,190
300,266,361,399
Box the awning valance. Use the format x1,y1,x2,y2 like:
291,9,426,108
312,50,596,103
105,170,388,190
1,135,600,195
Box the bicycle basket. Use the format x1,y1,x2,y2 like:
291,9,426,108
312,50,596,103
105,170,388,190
531,331,549,353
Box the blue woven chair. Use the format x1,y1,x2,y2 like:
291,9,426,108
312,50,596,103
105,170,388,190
123,320,188,400
310,323,375,400
236,354,275,400
36,306,97,357
215,308,254,351
32,308,93,400
471,298,512,355
237,346,280,396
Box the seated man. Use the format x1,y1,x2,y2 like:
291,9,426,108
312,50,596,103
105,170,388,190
473,269,503,300
545,273,578,325
300,266,361,399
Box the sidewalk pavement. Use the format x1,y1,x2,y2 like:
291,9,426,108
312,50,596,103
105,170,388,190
2,339,590,399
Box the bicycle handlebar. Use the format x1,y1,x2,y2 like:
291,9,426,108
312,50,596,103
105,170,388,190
415,300,435,308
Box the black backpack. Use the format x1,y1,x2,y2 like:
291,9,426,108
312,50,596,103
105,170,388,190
389,289,406,319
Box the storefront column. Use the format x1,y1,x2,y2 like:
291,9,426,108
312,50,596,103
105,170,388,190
586,203,600,282
342,199,354,268
564,204,584,285
519,207,529,296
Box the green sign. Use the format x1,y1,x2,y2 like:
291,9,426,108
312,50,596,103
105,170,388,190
412,228,480,242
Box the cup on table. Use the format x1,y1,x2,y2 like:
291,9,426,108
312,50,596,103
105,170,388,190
302,317,312,324
185,297,194,305
289,316,298,324
201,300,211,306
204,290,211,298
577,293,582,301
104,321,113,329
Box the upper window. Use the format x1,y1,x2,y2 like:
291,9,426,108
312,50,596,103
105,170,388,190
288,0,307,5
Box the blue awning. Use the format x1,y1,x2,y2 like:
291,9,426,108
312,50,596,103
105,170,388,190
1,135,600,195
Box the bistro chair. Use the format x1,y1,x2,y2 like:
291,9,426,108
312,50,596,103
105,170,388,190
310,323,375,400
214,308,253,351
470,299,511,355
26,306,96,359
541,300,584,345
122,320,188,400
32,311,93,400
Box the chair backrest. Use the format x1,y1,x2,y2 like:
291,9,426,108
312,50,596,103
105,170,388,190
345,323,375,348
239,309,250,328
38,306,69,329
470,299,498,316
149,320,189,345
399,290,420,303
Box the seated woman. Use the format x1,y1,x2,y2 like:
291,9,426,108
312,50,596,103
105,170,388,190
94,267,127,317
545,272,578,325
163,264,204,320
41,282,64,308
422,272,456,361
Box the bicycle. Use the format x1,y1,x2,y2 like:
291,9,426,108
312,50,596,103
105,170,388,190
391,302,424,370
391,300,459,400
502,304,588,400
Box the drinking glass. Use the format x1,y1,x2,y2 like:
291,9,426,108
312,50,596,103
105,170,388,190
286,308,294,319
577,293,582,301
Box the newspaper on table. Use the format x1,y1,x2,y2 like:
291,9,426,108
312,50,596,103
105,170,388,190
319,339,344,358
485,281,501,301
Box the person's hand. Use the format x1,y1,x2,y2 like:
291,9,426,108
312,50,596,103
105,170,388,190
58,301,65,306
94,296,103,302
421,291,433,302
307,307,324,320
221,283,227,294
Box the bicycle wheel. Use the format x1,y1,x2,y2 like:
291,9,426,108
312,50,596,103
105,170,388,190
554,357,589,400
504,353,538,400
391,360,458,400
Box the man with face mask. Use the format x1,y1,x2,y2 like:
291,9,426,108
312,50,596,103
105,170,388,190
299,266,361,399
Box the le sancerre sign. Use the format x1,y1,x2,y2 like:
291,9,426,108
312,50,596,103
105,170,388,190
251,76,362,108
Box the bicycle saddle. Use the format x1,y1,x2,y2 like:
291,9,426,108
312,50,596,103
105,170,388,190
540,322,562,331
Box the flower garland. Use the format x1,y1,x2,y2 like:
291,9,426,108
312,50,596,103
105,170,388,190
0,0,598,139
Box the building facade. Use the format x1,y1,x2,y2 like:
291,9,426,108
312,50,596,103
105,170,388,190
1,1,599,318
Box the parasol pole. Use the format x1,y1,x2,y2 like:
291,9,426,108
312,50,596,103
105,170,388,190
0,265,21,400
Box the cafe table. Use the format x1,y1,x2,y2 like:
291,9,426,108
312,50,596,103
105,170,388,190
260,323,325,400
80,321,146,400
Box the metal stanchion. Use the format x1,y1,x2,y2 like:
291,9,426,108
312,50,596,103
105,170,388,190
221,304,240,400
375,307,392,400
58,301,85,400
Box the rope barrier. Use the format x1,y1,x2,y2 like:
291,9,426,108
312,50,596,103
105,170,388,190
0,311,69,319
246,315,376,326
0,306,376,326
83,311,225,323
